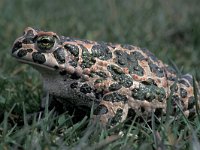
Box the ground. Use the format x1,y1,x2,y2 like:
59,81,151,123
0,0,200,149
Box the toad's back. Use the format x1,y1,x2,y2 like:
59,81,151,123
11,27,199,125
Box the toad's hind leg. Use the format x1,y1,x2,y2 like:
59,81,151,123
93,100,129,126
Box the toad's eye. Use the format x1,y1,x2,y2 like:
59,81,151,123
36,35,55,51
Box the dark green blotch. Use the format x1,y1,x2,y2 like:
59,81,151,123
188,108,196,118
114,50,128,66
130,65,144,76
132,88,154,101
181,74,193,86
128,52,144,76
96,71,107,78
80,45,96,68
94,90,104,99
91,44,112,60
114,50,144,76
141,78,156,86
178,79,189,87
17,49,27,57
118,75,133,87
108,65,124,75
59,70,67,75
170,84,178,92
54,65,59,70
89,72,95,78
170,95,185,112
70,73,81,79
171,95,181,107
141,48,159,62
103,92,128,103
93,105,108,115
109,83,122,91
148,60,164,78
131,51,145,61
53,48,65,64
188,96,195,109
94,79,103,84
64,44,79,57
166,66,177,74
80,84,92,94
156,88,166,100
171,95,180,101
69,60,77,67
107,65,133,88
70,82,78,89
27,48,33,53
167,76,176,81
109,109,123,125
12,41,22,53
180,88,187,98
22,38,33,44
32,52,46,64
132,83,166,102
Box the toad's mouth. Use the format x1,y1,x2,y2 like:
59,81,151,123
15,58,55,71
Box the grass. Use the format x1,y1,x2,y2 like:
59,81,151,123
0,0,200,149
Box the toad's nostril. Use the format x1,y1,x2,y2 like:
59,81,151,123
32,52,46,64
22,38,34,44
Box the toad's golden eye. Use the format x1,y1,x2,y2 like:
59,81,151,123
36,35,55,51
